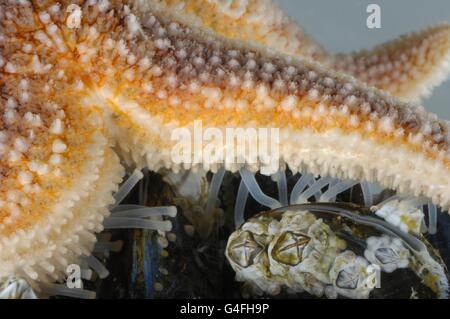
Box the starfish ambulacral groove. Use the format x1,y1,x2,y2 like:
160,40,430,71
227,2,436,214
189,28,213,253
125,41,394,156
1,0,450,296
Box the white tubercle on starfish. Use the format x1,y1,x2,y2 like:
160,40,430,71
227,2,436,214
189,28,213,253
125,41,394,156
1,0,450,288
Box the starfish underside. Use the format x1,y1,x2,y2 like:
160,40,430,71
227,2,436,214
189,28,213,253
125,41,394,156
1,0,450,289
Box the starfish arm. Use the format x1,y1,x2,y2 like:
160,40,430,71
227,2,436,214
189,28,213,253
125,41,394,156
333,24,450,102
145,0,330,63
0,1,124,284
153,1,450,102
100,2,450,210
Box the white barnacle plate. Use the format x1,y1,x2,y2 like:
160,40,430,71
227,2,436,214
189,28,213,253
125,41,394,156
329,251,372,299
226,224,281,295
364,235,410,273
373,198,426,234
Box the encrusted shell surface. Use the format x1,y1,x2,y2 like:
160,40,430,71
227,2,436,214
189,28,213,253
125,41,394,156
226,205,449,299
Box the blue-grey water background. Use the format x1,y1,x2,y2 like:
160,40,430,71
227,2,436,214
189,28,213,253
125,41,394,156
275,0,450,119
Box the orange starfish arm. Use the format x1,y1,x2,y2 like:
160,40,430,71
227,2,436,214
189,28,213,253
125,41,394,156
110,1,450,209
334,24,450,102
156,0,450,101
0,0,124,283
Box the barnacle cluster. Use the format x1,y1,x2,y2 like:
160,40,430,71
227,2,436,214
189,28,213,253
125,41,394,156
226,208,448,299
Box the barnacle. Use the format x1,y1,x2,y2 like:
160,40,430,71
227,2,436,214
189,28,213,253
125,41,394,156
226,200,449,298
0,0,450,299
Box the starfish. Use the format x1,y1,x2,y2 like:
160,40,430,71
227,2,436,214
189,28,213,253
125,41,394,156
1,0,450,292
153,0,450,102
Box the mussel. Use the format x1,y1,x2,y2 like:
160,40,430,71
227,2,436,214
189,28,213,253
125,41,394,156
226,203,449,299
